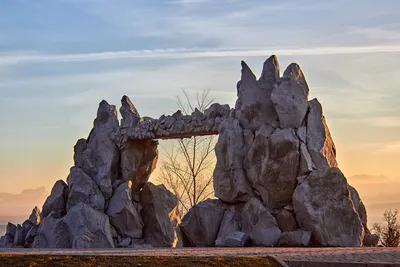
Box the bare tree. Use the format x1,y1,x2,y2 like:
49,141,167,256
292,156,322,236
372,209,400,247
157,89,216,215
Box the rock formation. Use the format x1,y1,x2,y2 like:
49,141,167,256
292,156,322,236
181,56,369,247
0,55,370,248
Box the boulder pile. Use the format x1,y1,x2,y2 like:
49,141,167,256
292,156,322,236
180,56,376,247
0,55,375,248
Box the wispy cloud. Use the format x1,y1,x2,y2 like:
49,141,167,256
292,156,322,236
2,45,400,65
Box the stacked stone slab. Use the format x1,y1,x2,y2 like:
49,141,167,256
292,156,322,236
180,55,375,247
0,96,181,249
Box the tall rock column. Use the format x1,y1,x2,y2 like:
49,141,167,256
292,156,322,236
74,100,120,199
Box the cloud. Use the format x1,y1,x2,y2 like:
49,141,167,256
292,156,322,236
2,45,400,66
367,116,400,128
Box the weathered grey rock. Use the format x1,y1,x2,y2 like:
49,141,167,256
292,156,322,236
42,180,68,218
29,207,41,225
0,224,17,247
241,198,281,246
180,199,226,247
293,168,364,246
271,63,309,129
252,128,300,209
299,143,315,176
297,126,307,143
64,203,114,248
24,225,39,248
66,166,105,212
235,57,279,129
213,118,254,203
204,103,230,119
13,224,24,247
6,223,16,238
348,184,368,233
215,231,250,247
217,209,241,239
118,237,132,247
0,234,15,248
278,230,311,247
244,124,273,203
120,139,158,193
276,209,298,232
140,182,178,247
32,211,70,248
106,181,143,239
363,233,379,247
306,98,338,169
120,95,140,128
74,100,120,199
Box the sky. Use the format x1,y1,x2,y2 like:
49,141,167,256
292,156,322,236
1,0,400,199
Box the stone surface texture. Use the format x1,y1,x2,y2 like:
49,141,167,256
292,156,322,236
0,56,369,249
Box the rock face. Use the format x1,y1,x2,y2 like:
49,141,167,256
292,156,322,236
64,203,114,248
241,198,281,246
215,231,250,247
120,140,158,193
235,57,279,130
278,230,311,247
33,212,70,248
66,166,105,212
106,181,143,239
306,99,338,169
74,100,120,199
271,63,309,129
0,55,368,249
140,183,179,247
180,199,226,247
213,118,254,203
293,168,364,246
42,180,68,218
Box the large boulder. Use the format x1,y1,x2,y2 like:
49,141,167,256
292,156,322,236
278,230,311,247
180,199,226,247
293,168,364,246
235,57,279,130
241,198,281,246
74,100,120,199
215,231,250,247
32,211,70,248
140,182,179,247
217,209,242,239
13,224,25,247
306,99,338,169
255,128,300,209
363,234,379,247
271,63,309,129
120,139,158,193
106,181,143,239
213,118,254,203
66,167,105,212
64,203,114,248
42,180,68,218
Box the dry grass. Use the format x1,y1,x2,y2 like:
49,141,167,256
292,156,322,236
0,255,283,267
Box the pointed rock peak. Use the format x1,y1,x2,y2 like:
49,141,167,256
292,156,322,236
283,63,310,98
29,206,41,225
309,98,323,113
120,95,140,118
95,100,119,127
240,60,256,83
258,55,280,85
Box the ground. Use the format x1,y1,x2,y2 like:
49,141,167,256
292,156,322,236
1,247,400,266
